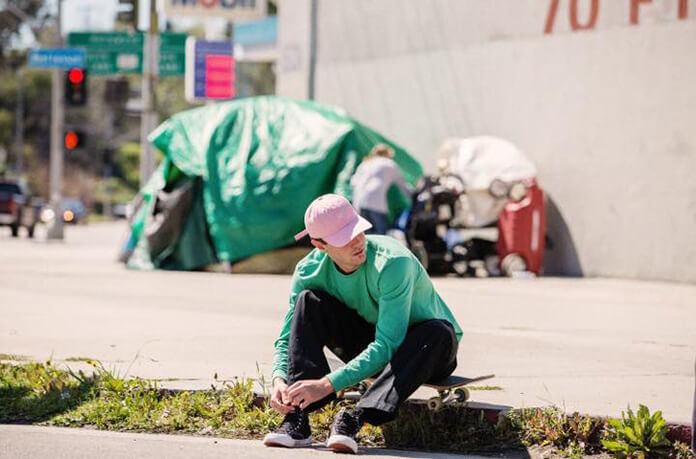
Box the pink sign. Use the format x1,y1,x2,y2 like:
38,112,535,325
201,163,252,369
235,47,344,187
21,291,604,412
204,54,235,99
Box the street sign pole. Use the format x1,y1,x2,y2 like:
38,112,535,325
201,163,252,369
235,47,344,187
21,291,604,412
14,68,24,175
47,0,65,240
139,0,159,188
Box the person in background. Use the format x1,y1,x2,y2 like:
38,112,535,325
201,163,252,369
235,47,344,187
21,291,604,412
350,144,412,235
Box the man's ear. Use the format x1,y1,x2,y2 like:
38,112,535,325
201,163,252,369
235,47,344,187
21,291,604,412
311,239,327,252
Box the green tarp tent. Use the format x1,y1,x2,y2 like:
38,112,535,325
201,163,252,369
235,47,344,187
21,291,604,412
121,96,423,271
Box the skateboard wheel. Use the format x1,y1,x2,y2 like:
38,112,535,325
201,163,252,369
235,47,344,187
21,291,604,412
357,382,369,394
427,397,443,411
454,388,470,402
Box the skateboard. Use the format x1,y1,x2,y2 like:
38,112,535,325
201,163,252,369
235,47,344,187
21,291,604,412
341,374,496,411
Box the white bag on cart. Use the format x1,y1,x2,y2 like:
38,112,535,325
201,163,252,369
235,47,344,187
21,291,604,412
436,136,537,227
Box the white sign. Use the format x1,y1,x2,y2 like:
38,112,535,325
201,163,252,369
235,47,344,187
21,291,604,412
163,0,266,21
116,54,139,70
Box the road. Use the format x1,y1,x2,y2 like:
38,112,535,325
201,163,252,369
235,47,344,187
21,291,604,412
1,222,694,424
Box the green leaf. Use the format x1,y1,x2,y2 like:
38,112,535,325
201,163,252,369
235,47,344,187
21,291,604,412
634,413,644,441
648,430,670,448
652,418,666,434
607,418,623,429
602,439,627,452
623,426,640,445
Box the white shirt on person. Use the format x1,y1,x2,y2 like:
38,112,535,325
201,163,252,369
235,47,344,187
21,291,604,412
350,156,412,213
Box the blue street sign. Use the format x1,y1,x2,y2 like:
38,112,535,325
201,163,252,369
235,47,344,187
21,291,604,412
28,48,86,69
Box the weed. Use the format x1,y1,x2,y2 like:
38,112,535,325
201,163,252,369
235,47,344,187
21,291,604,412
382,405,520,452
671,442,695,459
506,407,605,455
602,405,672,458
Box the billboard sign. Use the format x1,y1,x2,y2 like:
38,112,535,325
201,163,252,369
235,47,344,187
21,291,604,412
185,38,236,102
164,0,266,21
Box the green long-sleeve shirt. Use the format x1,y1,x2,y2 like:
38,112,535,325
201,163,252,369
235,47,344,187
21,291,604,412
272,235,463,392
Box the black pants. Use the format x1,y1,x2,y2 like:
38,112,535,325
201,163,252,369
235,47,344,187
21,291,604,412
287,289,458,425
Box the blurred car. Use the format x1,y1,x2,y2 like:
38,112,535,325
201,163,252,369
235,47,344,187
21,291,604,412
0,179,41,238
40,199,88,225
61,199,87,224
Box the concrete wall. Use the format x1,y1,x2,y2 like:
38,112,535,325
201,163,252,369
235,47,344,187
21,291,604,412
276,0,312,97
277,0,696,283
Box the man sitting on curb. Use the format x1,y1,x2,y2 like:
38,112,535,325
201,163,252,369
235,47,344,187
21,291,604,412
263,193,463,454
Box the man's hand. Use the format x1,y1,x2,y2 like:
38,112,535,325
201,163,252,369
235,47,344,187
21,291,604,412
287,377,335,410
270,378,294,414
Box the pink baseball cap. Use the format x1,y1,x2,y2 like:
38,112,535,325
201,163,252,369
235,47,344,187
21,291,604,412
294,194,372,247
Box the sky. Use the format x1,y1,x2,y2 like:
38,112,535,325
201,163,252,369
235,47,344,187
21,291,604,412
63,0,118,33
62,0,228,36
10,0,227,48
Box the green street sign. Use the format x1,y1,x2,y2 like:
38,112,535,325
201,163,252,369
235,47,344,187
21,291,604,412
67,32,186,76
159,32,187,77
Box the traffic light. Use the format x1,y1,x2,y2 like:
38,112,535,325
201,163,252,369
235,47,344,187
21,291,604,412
65,68,87,106
64,130,85,151
116,0,139,29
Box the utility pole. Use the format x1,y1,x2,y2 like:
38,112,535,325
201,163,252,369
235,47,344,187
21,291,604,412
103,107,115,219
139,0,158,187
46,0,64,240
308,0,318,100
14,68,24,175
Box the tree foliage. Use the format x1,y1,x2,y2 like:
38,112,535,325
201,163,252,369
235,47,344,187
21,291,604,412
114,142,141,191
0,0,50,62
0,66,51,163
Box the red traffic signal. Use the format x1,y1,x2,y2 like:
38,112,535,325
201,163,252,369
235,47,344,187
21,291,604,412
64,130,85,150
68,68,84,84
65,68,88,106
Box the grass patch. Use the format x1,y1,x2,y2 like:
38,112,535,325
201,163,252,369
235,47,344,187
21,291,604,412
469,385,503,391
0,353,29,361
0,361,95,423
383,404,521,452
64,357,96,363
1,361,693,458
505,407,606,457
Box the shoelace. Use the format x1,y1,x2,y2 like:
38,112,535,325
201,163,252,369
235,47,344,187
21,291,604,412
280,411,305,435
335,409,360,436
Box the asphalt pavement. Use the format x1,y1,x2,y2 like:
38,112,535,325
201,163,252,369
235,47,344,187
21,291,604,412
1,222,694,430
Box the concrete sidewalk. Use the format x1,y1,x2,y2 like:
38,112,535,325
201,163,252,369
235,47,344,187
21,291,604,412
0,222,694,423
0,425,492,458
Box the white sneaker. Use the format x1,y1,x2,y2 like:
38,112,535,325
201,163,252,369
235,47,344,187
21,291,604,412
263,410,313,448
326,408,362,454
